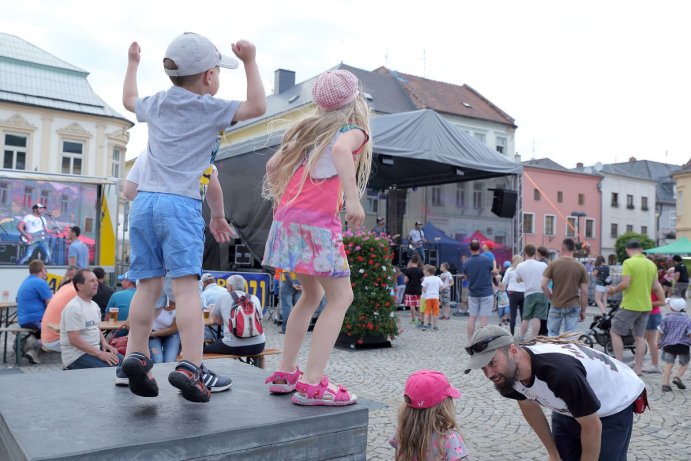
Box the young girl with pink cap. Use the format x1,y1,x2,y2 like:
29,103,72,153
261,69,372,405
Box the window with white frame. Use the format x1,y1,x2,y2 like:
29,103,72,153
112,148,121,178
496,136,507,154
3,133,27,170
611,223,618,238
566,216,577,237
670,211,677,228
641,196,648,211
0,181,8,205
61,194,69,214
473,182,483,209
523,213,535,234
431,186,442,206
366,189,379,214
474,132,486,143
456,183,466,208
641,226,648,236
626,194,634,209
61,140,83,175
585,218,595,239
23,186,34,208
39,190,50,210
544,215,556,236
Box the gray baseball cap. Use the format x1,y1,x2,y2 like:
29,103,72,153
463,325,515,374
164,32,238,77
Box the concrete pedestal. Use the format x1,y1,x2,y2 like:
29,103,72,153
0,359,369,460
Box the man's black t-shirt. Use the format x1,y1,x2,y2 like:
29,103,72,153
675,263,689,283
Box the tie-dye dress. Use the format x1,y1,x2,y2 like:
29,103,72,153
262,125,368,278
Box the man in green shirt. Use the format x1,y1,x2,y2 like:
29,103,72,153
608,240,657,375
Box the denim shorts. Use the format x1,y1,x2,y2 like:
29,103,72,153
129,192,205,280
645,312,662,331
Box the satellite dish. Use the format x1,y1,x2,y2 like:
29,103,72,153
594,162,603,172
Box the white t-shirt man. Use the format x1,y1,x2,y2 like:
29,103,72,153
515,259,548,296
212,290,265,347
22,214,46,236
60,295,102,367
409,228,425,248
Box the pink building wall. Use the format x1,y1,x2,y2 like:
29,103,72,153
522,166,601,257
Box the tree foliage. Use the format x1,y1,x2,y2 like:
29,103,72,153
614,232,656,263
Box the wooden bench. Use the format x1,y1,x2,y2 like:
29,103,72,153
177,348,281,369
0,324,39,365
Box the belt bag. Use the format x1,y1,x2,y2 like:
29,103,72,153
632,388,649,414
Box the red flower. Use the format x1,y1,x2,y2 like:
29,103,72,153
367,322,374,330
356,339,363,344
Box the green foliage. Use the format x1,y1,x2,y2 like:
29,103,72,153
341,231,399,343
614,232,656,263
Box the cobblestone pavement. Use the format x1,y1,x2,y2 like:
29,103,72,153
3,305,689,460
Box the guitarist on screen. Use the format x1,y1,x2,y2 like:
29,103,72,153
17,203,52,265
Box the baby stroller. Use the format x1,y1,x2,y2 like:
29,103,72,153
578,306,645,356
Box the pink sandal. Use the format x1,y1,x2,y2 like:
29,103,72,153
292,376,357,406
265,367,302,394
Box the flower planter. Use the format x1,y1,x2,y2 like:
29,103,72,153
335,332,392,350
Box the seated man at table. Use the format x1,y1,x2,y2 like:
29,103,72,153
106,271,137,324
16,259,53,364
60,269,122,370
40,281,77,352
204,274,266,357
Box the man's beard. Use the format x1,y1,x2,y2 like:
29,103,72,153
492,359,519,397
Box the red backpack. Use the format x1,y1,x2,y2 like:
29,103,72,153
229,291,263,338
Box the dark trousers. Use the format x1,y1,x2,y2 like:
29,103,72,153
508,291,524,336
66,353,123,370
551,404,634,461
203,340,265,356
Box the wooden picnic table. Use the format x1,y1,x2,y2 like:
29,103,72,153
47,315,215,333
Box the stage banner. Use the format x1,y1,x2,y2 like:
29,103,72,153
205,271,271,308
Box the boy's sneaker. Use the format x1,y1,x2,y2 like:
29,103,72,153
115,367,129,386
200,364,233,392
641,364,661,373
168,360,211,403
672,377,686,389
121,352,158,397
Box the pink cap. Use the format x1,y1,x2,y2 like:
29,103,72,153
404,369,461,409
312,70,360,111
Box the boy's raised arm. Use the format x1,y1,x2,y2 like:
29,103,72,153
231,40,266,122
123,42,141,113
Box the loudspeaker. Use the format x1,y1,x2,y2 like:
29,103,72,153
491,189,517,218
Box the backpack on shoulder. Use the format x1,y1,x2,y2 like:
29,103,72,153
229,291,263,338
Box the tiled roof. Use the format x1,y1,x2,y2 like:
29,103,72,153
0,32,131,124
230,63,416,131
523,158,568,171
604,159,680,181
375,67,516,128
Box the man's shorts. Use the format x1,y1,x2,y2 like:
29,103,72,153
129,192,205,280
468,295,493,317
523,293,549,320
440,289,451,307
405,294,421,309
425,298,440,316
611,308,649,338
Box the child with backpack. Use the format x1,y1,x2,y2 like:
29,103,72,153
390,369,469,460
658,297,691,392
261,70,372,405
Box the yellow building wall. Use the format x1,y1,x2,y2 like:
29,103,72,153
674,171,691,239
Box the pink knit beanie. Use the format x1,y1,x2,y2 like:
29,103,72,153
312,70,360,111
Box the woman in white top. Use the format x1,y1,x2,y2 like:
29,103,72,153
502,255,526,336
148,277,180,363
204,275,266,356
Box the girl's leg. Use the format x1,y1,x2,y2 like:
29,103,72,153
172,275,205,367
278,274,325,374
125,277,163,359
595,291,606,314
644,329,659,368
301,276,354,385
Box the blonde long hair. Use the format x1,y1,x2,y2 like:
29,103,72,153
262,92,372,207
395,397,459,461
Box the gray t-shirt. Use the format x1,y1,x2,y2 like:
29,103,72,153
135,86,240,199
60,296,102,367
212,290,265,347
68,239,89,268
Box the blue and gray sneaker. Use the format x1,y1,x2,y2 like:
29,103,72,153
115,366,129,386
200,364,233,393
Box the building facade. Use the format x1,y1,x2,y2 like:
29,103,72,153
521,159,601,258
672,160,691,240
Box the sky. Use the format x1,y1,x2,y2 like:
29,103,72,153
5,0,691,168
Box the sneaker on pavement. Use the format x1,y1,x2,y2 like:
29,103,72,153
23,348,40,364
662,384,673,392
200,364,232,393
672,377,686,390
642,364,661,373
115,367,129,386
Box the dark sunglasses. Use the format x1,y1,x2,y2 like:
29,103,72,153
465,335,504,356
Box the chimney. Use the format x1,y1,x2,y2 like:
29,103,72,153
274,69,295,94
576,162,584,168
629,156,637,162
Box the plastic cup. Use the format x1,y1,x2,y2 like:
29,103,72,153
109,307,119,323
